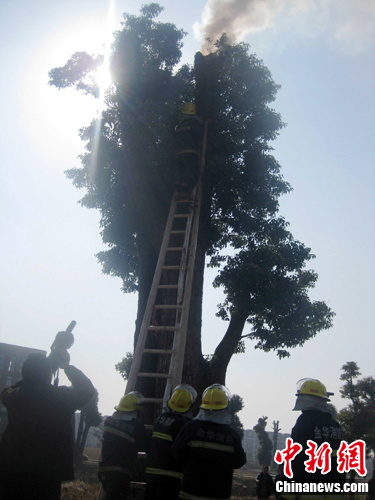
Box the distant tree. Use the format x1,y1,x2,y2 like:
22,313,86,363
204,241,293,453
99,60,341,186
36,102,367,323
228,394,245,439
253,416,273,466
337,362,375,457
339,361,361,402
49,4,334,401
75,389,102,462
326,403,337,418
115,352,133,381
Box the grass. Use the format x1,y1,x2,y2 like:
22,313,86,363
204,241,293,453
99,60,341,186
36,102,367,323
83,447,101,461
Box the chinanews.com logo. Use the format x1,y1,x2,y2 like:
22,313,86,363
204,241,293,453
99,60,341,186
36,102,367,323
274,438,369,494
275,481,368,494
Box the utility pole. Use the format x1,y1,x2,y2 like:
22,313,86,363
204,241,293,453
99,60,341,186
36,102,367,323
272,420,281,468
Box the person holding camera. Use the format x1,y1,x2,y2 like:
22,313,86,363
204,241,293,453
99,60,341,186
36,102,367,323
0,350,95,499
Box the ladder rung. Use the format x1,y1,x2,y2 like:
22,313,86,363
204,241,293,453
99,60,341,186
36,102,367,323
138,373,172,378
158,285,178,289
154,305,182,309
162,265,181,270
174,214,189,218
170,230,186,234
148,326,180,331
176,199,192,204
143,397,164,403
167,247,184,251
143,348,174,354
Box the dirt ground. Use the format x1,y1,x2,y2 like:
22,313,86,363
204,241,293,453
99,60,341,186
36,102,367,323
61,480,101,500
61,457,101,499
64,450,369,500
61,454,258,499
66,449,263,499
61,481,257,500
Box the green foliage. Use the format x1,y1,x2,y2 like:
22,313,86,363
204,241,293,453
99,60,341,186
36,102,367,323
326,403,337,418
253,416,273,466
339,361,361,402
228,394,245,439
48,52,103,96
49,3,335,377
337,362,375,455
115,352,133,381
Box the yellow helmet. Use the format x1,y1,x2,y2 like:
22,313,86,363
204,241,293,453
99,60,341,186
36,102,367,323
168,384,197,413
296,379,333,400
182,102,196,115
201,384,231,410
115,391,144,412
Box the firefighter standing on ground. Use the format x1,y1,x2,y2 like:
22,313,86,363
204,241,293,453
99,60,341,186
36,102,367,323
145,384,197,500
98,392,147,499
289,378,346,486
175,102,203,192
172,384,247,500
0,352,95,500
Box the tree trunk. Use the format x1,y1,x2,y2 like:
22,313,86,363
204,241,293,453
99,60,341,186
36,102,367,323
209,311,248,383
182,239,209,399
134,243,158,348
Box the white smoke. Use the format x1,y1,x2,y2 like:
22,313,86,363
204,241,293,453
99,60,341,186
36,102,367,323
194,0,375,54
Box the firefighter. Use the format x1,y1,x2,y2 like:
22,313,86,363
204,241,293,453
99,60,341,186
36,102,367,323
175,102,203,192
290,378,346,486
98,392,147,500
0,352,95,500
145,384,197,500
172,384,247,500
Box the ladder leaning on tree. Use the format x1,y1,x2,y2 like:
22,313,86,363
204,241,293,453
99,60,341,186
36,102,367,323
125,120,210,419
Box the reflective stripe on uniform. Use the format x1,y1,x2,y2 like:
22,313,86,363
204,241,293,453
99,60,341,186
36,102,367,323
145,467,183,479
152,431,173,442
103,426,135,443
179,490,230,500
187,440,234,453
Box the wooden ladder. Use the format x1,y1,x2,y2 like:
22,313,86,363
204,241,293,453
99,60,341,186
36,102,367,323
125,121,209,417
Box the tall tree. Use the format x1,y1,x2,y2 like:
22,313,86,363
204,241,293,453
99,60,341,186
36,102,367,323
228,394,245,440
337,362,375,457
49,4,334,398
339,361,361,403
253,416,273,466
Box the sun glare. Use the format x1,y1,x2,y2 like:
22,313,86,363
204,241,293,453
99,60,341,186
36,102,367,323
94,0,115,112
96,63,112,94
89,0,115,179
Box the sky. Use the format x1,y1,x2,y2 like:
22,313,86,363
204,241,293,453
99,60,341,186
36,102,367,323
1,0,374,435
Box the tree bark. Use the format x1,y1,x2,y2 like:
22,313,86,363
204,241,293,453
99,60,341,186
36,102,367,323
182,239,209,398
209,310,248,383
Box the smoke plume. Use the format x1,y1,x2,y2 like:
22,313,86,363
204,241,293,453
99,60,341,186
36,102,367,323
194,0,375,54
194,0,292,52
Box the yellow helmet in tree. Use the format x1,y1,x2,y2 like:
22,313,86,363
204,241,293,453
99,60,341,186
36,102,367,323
296,378,333,400
200,384,231,410
168,384,197,413
115,391,144,412
182,102,196,115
